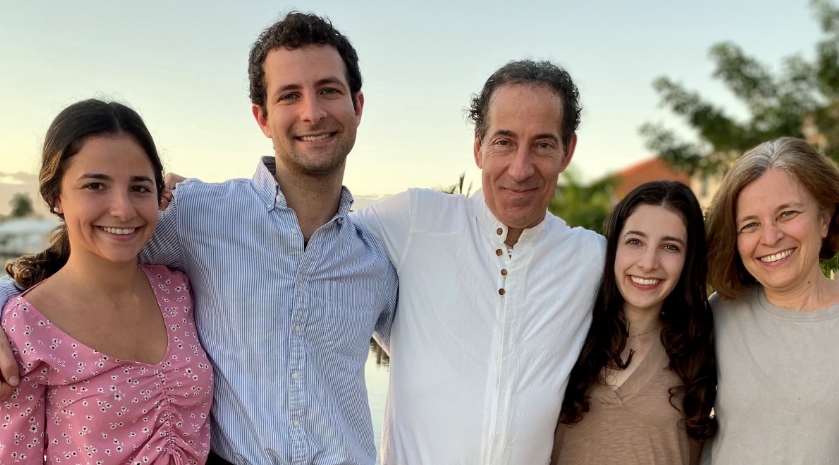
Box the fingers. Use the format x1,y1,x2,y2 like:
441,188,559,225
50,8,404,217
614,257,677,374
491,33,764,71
164,172,186,192
160,172,185,211
0,330,19,400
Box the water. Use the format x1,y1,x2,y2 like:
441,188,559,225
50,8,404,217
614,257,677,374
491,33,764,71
364,344,390,465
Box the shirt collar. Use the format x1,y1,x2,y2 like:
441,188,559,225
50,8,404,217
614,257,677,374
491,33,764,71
471,187,549,245
251,156,355,215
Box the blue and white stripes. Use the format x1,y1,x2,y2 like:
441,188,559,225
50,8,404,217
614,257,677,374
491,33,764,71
139,157,398,465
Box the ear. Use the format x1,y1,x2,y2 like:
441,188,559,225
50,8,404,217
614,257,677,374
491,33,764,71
558,133,578,173
252,105,271,138
821,205,835,238
52,197,63,215
353,91,364,124
473,132,483,169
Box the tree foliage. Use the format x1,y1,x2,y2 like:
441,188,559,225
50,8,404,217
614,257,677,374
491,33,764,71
549,169,618,234
641,0,839,176
437,173,473,197
9,192,34,218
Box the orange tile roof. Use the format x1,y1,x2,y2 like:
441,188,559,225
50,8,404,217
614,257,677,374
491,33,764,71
614,157,691,198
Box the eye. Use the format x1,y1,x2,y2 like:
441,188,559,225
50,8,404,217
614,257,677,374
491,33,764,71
626,238,642,246
663,243,681,252
738,221,758,233
321,87,341,96
278,92,299,102
496,139,510,146
131,185,153,193
83,182,104,191
779,210,799,220
536,141,553,150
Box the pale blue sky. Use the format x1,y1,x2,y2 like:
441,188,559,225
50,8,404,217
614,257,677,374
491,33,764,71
0,0,822,198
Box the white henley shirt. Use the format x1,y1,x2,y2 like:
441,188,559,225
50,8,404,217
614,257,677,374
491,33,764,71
352,188,605,464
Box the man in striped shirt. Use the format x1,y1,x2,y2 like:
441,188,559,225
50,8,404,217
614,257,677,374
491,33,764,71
0,12,397,465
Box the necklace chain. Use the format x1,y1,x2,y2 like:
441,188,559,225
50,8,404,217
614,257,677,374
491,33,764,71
627,325,661,339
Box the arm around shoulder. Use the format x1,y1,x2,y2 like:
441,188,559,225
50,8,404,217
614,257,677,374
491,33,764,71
350,190,415,268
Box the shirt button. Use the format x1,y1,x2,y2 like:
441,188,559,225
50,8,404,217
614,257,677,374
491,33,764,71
291,372,299,380
294,325,301,332
496,228,503,235
495,249,502,256
291,229,298,235
499,288,505,295
292,420,300,427
275,195,281,202
501,269,507,276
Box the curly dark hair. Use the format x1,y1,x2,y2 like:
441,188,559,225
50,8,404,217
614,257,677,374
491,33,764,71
5,99,164,289
248,12,362,118
559,181,718,441
466,59,581,149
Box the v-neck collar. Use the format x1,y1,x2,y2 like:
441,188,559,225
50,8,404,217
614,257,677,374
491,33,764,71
593,335,669,406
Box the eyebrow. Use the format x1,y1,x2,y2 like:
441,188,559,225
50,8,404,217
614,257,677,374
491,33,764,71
736,202,805,223
624,230,686,246
489,130,559,142
78,173,153,183
275,76,348,95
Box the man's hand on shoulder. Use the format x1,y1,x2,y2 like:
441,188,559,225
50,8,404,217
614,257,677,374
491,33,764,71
0,329,19,400
159,172,187,210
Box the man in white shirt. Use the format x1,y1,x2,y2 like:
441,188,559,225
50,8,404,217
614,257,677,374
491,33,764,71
352,60,606,464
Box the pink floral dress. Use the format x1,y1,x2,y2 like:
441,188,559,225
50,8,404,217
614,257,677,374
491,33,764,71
0,265,213,464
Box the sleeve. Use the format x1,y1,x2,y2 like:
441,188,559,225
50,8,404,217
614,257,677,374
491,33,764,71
0,277,22,304
372,261,398,354
0,304,48,464
349,190,414,269
140,187,186,271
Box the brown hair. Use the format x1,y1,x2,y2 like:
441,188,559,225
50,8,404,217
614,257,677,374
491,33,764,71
706,137,839,299
5,99,164,289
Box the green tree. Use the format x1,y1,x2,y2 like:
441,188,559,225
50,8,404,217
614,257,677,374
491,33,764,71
9,192,34,218
549,169,618,234
641,0,839,176
437,172,473,196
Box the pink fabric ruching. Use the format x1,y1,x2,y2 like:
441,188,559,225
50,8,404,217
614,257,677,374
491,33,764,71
0,265,213,464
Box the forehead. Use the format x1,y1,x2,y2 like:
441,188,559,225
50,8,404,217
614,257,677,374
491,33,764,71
64,135,152,175
262,45,348,91
485,84,563,135
623,204,687,239
736,169,814,215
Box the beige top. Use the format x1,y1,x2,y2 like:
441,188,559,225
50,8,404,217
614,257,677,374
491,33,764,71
551,336,693,465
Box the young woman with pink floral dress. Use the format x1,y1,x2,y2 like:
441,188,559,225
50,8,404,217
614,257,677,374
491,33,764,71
0,99,213,465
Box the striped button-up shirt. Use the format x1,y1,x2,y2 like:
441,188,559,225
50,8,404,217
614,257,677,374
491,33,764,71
0,157,398,465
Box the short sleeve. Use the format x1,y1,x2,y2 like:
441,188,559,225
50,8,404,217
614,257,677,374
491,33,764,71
0,299,49,464
350,190,414,269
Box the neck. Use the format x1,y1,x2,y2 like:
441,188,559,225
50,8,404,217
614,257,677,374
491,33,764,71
57,251,143,297
504,227,523,247
763,268,839,311
273,157,345,242
622,304,662,337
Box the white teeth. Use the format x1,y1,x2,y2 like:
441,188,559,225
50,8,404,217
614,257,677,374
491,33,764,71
300,134,331,141
631,276,660,286
102,227,136,235
760,249,793,263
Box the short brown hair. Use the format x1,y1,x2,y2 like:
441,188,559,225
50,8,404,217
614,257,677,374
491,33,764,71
706,137,839,299
248,12,362,118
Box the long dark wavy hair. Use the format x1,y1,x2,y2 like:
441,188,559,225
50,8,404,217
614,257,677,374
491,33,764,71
559,181,718,441
5,99,164,289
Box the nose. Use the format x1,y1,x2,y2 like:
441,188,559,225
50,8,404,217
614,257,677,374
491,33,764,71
637,246,660,272
109,191,137,221
760,221,784,246
507,145,535,182
299,92,327,124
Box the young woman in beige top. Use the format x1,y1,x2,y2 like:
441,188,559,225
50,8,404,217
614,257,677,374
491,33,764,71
552,181,717,465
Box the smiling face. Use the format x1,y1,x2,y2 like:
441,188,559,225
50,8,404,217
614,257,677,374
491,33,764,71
735,168,831,294
614,204,688,316
252,45,363,178
53,135,159,265
473,84,576,232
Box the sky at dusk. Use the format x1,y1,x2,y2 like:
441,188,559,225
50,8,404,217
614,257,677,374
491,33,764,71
0,0,823,205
